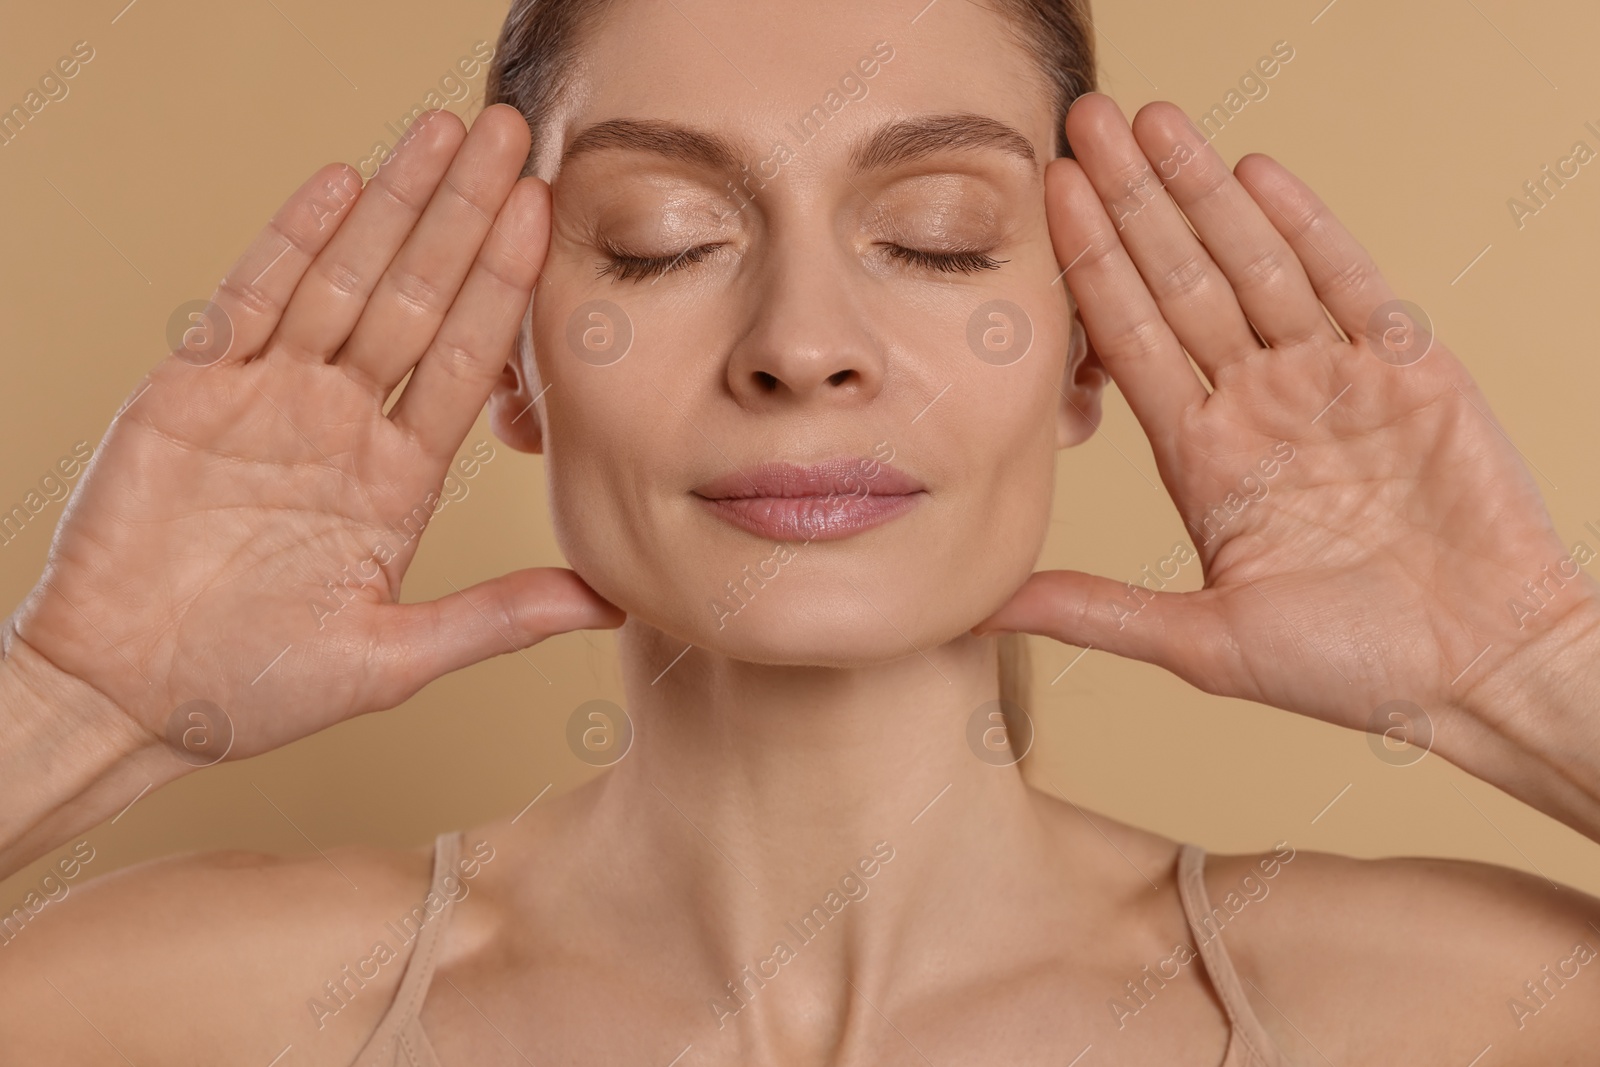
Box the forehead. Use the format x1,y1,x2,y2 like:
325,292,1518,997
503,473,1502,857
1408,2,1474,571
540,0,1057,174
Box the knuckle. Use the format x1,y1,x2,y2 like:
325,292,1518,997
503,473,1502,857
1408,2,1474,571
387,269,444,318
1112,316,1167,363
374,173,433,215
1235,246,1287,292
1108,157,1156,193
1083,231,1123,269
1192,159,1232,200
281,177,358,245
314,259,366,302
1160,254,1213,301
429,337,491,382
1108,170,1160,214
478,243,534,293
1294,200,1335,242
1328,257,1377,297
443,174,495,220
267,215,321,259
216,275,276,318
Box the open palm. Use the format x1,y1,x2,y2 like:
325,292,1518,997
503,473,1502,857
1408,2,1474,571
982,95,1583,738
8,106,619,763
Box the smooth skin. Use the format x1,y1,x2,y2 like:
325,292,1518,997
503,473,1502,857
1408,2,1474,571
1,0,1599,1063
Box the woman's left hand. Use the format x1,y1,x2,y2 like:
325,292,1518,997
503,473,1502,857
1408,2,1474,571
978,94,1600,830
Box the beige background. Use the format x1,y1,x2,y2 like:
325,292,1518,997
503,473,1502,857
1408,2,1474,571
3,0,1599,905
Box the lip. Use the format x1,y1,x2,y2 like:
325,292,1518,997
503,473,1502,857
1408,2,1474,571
692,458,926,542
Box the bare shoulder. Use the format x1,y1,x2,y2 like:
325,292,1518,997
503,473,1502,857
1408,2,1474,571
1202,844,1600,1065
1024,784,1186,878
0,836,436,1066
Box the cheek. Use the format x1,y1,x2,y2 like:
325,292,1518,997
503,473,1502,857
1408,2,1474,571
530,276,727,633
876,297,1066,631
538,418,649,593
941,360,1061,587
530,285,651,593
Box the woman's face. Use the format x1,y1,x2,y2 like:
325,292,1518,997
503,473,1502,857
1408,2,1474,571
491,0,1102,666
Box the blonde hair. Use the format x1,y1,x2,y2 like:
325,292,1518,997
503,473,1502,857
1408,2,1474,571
998,632,1031,710
998,632,1034,773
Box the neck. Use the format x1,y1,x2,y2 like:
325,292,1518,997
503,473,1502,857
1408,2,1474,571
560,618,1059,1043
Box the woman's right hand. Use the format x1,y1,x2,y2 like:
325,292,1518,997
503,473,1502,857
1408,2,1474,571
5,104,622,769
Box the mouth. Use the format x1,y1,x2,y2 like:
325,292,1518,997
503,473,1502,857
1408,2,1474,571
691,457,926,542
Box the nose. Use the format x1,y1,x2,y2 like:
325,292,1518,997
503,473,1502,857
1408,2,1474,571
724,236,886,408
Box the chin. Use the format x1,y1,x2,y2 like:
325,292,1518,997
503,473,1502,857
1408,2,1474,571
597,553,1017,669
682,592,963,668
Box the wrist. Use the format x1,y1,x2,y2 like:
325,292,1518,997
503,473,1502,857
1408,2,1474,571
0,627,180,875
1449,578,1600,839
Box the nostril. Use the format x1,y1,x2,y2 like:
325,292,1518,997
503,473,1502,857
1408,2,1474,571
827,370,853,386
755,371,779,391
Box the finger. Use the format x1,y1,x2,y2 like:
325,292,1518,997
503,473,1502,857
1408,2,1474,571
388,177,549,459
269,111,467,364
1233,153,1400,345
1046,153,1206,463
973,569,1235,680
365,568,625,709
1131,103,1335,349
1067,95,1262,374
333,104,532,396
199,163,362,367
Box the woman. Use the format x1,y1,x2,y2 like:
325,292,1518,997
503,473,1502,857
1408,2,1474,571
1,0,1597,1062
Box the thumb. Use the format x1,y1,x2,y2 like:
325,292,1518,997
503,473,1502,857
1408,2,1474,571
366,567,624,706
973,569,1228,678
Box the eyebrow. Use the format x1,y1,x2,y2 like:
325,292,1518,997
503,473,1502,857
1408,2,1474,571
562,118,742,173
850,113,1037,170
559,113,1038,174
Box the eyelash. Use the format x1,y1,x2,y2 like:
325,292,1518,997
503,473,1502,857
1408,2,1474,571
596,243,721,281
595,242,1007,282
883,245,1007,274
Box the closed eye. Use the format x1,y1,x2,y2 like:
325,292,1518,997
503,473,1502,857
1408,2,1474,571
594,241,1007,281
883,245,1006,273
597,242,722,281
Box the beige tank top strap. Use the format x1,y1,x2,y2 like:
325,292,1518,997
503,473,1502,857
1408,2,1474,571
1176,843,1289,1067
349,830,462,1067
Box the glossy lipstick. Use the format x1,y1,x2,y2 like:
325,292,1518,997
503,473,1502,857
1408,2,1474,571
692,458,925,542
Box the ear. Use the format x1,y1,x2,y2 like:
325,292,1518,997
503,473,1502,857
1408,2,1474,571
487,304,545,455
1055,309,1106,449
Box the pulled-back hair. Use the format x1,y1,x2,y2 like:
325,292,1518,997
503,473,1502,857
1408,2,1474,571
486,0,1098,170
